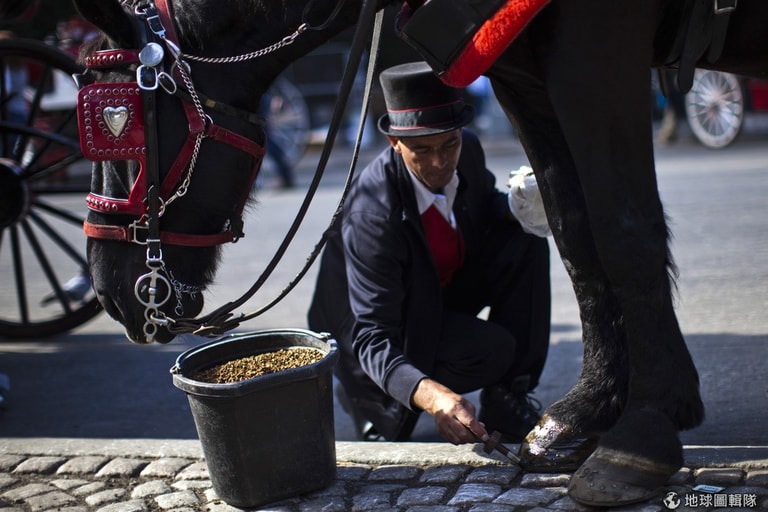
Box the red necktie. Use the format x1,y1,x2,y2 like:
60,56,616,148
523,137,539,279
421,204,465,287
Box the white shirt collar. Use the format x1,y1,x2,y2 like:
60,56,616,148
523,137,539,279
407,169,459,227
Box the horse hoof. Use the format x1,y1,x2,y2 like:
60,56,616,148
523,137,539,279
518,415,599,472
567,447,678,507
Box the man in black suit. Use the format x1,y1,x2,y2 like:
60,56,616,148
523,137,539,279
308,62,551,444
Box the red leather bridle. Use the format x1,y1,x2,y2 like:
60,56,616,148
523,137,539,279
77,0,271,342
78,0,265,248
77,0,383,342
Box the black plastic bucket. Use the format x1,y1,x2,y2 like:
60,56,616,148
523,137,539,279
170,329,339,508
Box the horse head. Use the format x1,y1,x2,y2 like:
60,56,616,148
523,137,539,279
74,0,377,343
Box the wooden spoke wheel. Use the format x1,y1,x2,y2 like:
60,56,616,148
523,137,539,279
0,38,101,339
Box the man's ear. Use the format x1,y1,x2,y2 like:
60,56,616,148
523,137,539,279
386,135,401,152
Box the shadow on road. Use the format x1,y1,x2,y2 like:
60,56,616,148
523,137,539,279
1,330,765,447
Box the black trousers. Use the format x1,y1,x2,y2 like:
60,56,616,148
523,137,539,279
437,219,551,394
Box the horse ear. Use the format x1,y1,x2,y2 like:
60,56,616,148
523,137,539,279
73,0,138,49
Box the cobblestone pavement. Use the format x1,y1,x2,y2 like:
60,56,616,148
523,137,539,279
1,441,768,512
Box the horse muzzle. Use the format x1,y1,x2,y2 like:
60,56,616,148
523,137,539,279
97,286,204,344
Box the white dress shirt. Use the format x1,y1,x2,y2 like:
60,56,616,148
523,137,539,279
407,169,460,229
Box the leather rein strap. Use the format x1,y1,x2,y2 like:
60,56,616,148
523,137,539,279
663,0,738,93
177,0,386,337
172,0,385,337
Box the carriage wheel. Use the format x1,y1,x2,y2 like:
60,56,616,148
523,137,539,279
685,69,744,149
260,76,310,180
0,38,102,339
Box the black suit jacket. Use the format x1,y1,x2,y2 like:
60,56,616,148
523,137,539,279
308,129,511,439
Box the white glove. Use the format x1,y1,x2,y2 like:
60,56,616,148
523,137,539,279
507,166,551,238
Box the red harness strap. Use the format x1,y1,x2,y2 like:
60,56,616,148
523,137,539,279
82,221,235,246
155,0,178,43
397,0,550,88
84,50,142,68
441,0,549,87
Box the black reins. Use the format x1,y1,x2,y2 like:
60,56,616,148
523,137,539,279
176,0,385,337
182,0,385,338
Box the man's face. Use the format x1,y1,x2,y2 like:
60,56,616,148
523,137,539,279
387,129,462,193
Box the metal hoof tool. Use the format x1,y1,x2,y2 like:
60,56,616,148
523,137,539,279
482,430,526,467
465,426,525,468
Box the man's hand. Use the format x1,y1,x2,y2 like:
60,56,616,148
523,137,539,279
412,378,489,445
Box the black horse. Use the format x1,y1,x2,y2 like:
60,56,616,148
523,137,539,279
74,0,768,507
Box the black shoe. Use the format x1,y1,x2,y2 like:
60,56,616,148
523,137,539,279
335,385,385,442
479,376,542,443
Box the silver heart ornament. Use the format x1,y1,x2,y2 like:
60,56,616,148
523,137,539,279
103,106,129,137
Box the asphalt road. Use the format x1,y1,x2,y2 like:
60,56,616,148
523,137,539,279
0,123,766,448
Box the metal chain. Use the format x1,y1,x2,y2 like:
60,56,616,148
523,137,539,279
169,270,203,316
161,57,206,209
175,60,205,119
181,23,309,64
134,1,308,211
163,133,202,208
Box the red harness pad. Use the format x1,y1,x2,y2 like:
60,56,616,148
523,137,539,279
397,0,550,88
77,82,149,216
77,82,147,162
444,0,549,87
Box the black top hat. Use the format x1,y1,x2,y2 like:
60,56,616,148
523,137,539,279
377,61,475,137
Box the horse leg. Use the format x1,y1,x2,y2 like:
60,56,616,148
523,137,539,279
488,55,629,472
491,1,704,504
507,1,704,505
